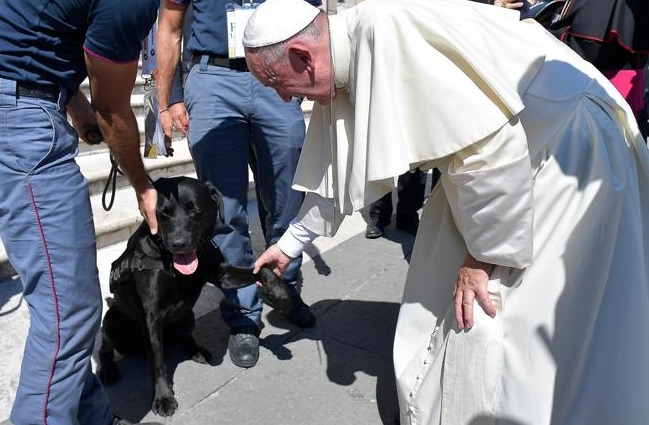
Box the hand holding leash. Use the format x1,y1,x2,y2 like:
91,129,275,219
67,90,104,145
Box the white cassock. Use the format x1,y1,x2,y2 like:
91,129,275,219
275,0,649,423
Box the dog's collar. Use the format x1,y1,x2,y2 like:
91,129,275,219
130,252,173,271
132,233,174,271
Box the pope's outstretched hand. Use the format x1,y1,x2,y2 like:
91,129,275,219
254,244,292,276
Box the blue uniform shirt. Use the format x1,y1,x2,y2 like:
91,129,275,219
0,0,159,92
172,0,321,57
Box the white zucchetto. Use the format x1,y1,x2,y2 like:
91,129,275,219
242,0,320,48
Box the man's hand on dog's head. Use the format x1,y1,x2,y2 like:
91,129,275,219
254,244,291,277
137,186,159,235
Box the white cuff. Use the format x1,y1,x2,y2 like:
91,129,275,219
276,221,319,258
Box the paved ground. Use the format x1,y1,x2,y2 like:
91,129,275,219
0,200,418,424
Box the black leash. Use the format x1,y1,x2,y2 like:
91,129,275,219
102,155,123,211
102,154,156,211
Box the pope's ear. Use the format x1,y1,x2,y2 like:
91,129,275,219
288,45,313,71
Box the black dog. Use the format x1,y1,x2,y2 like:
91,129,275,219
96,176,292,417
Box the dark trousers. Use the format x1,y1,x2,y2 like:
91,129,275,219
184,57,305,327
369,169,439,226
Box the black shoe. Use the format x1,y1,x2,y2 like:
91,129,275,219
228,325,260,368
112,418,162,425
285,299,316,328
365,219,385,239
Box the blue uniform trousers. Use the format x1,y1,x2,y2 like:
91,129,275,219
184,57,305,327
0,79,112,425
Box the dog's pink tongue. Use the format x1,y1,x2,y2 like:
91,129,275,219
173,251,198,275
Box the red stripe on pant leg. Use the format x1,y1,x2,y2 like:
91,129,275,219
28,183,60,425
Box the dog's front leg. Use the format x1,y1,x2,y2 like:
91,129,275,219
142,308,178,417
217,265,294,315
255,267,294,315
138,271,179,417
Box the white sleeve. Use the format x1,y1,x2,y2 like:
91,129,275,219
441,117,534,269
277,220,319,258
276,192,346,258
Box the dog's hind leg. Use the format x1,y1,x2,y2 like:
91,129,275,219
96,307,121,385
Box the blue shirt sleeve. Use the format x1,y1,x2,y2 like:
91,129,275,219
84,0,159,62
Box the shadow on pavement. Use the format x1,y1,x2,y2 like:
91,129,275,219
303,244,332,276
0,276,22,317
95,304,231,422
99,296,402,424
361,222,417,263
263,298,402,425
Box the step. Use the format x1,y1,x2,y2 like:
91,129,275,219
80,134,195,197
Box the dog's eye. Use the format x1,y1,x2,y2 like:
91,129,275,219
185,202,202,218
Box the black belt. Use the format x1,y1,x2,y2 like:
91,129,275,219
16,82,60,102
190,54,248,72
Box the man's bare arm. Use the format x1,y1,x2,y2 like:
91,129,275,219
84,52,159,233
67,90,104,144
157,1,187,138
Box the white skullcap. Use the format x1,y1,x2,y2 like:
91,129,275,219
242,0,320,48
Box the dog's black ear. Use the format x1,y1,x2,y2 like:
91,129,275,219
205,182,225,223
204,181,232,235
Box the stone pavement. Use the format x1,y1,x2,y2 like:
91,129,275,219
0,201,418,425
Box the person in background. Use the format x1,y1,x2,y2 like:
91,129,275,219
155,0,319,369
0,0,162,424
550,0,649,139
244,0,649,423
365,170,434,239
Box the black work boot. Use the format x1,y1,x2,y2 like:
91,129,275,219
228,325,260,368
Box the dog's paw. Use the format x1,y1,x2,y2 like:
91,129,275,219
152,393,178,417
191,346,212,364
258,268,293,315
97,363,120,386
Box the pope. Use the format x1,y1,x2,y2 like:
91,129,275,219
244,0,649,424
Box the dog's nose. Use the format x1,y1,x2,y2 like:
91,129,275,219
167,237,191,252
